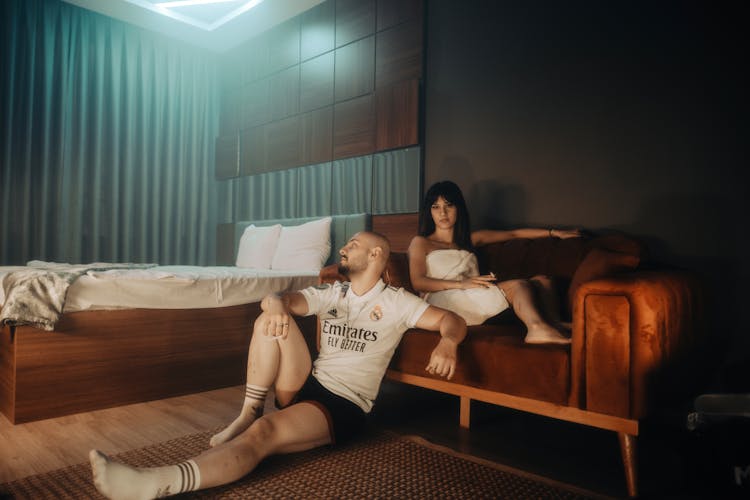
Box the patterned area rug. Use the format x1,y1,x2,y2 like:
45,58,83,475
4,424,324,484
0,429,602,499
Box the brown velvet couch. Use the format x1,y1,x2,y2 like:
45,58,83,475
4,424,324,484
319,233,705,497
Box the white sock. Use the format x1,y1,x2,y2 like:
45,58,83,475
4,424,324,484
244,384,269,408
209,384,268,447
90,450,201,499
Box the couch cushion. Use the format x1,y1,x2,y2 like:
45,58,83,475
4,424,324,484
389,324,570,405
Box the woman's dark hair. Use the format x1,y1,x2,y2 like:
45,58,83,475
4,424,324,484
418,181,474,251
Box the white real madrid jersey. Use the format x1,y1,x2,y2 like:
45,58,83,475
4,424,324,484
300,279,429,412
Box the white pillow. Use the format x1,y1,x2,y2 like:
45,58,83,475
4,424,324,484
235,224,282,269
271,217,332,271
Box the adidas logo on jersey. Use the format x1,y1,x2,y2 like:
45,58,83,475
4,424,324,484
327,308,338,317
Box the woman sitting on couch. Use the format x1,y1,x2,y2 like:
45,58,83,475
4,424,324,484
408,180,580,344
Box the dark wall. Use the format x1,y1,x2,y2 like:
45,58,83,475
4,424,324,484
424,2,749,369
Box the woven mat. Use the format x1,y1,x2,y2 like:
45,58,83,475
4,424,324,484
0,429,601,499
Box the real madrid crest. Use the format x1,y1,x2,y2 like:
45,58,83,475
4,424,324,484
369,305,383,321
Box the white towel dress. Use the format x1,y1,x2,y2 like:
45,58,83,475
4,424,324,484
422,249,509,326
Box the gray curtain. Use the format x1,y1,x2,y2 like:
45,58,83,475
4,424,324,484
220,147,421,223
0,0,219,266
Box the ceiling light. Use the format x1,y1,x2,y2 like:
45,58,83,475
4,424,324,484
125,0,265,31
155,0,237,7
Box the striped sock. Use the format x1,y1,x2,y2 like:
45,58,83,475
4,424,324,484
244,384,268,415
175,459,201,494
209,384,269,447
89,450,202,499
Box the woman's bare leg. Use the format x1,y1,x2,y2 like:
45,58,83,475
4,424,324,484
499,279,570,344
529,275,571,331
90,402,331,499
210,312,312,447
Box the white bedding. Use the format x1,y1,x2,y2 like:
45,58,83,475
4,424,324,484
0,265,319,312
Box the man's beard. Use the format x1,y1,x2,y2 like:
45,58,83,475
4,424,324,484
337,263,350,276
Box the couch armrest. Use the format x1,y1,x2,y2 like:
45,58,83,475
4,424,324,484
569,270,705,419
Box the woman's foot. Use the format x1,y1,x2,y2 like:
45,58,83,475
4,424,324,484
524,324,571,345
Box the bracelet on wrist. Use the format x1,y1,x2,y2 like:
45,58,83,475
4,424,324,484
548,228,553,238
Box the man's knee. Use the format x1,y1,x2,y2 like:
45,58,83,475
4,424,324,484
244,416,277,443
531,274,552,286
501,279,529,299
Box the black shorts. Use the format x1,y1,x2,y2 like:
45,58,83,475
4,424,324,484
294,375,366,445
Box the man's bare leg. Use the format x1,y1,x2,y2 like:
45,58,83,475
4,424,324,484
210,313,312,447
90,402,330,500
500,279,571,345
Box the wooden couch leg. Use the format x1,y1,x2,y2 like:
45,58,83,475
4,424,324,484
460,396,471,428
618,432,638,497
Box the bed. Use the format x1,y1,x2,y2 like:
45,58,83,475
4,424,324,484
0,214,369,424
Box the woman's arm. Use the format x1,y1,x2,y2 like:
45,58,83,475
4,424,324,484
407,236,495,293
471,228,581,247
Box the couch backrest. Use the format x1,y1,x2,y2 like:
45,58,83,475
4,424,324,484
476,237,587,281
475,233,646,281
380,232,646,296
323,232,647,316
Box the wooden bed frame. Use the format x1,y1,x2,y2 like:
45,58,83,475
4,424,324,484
1,213,376,424
0,305,321,424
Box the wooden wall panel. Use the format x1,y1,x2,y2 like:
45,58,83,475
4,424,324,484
218,0,424,182
376,79,419,150
219,88,240,136
240,34,267,84
335,0,376,47
301,0,335,61
372,213,419,253
334,36,375,102
240,127,265,176
215,134,238,179
242,78,270,129
376,19,423,89
333,94,376,159
265,18,300,75
302,106,333,164
268,66,300,121
300,52,335,112
377,0,423,31
265,116,303,171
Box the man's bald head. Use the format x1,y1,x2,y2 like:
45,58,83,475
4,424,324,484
337,231,391,277
358,231,391,263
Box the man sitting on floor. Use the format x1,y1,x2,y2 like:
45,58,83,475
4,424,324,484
89,231,467,499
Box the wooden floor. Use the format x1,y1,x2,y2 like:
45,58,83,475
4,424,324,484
0,381,716,498
0,386,244,483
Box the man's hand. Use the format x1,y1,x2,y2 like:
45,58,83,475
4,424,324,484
426,337,458,380
259,293,306,340
261,311,292,339
415,306,467,380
